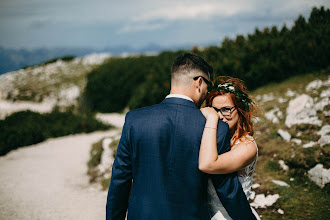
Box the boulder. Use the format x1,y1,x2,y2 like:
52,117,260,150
307,164,330,188
277,129,291,141
260,93,275,102
278,160,289,171
291,138,302,145
320,88,330,98
272,180,290,187
315,97,329,111
265,107,283,123
317,125,330,147
306,79,323,91
303,141,317,148
250,194,280,208
285,94,322,127
285,89,296,97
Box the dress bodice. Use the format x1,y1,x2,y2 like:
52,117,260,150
207,135,258,219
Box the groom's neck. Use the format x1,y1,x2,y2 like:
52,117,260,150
169,87,200,106
169,88,193,99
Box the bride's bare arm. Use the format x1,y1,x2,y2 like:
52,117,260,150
199,107,257,174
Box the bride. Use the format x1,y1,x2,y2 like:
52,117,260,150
199,76,260,220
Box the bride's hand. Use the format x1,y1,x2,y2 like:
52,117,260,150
200,107,219,120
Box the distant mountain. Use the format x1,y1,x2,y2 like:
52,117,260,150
0,44,193,75
0,47,90,75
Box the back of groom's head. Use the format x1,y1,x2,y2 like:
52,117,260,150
171,53,213,87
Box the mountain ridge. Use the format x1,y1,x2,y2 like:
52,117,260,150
0,43,194,75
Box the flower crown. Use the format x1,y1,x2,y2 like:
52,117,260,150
214,82,254,110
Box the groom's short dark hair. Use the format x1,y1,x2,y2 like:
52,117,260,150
171,52,213,79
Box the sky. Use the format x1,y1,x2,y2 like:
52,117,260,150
0,0,329,50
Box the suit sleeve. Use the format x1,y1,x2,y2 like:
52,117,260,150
209,121,256,220
106,112,133,220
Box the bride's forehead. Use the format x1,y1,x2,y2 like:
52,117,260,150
212,94,234,106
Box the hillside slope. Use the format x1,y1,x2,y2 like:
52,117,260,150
250,69,329,219
0,53,110,118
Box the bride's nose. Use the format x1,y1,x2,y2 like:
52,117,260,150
218,112,225,120
219,113,230,123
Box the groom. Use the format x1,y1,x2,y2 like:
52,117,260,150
106,53,255,219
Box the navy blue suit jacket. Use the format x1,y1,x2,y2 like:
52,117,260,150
106,97,255,220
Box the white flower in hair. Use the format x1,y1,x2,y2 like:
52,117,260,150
215,82,254,110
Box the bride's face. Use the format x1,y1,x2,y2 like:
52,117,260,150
211,94,239,132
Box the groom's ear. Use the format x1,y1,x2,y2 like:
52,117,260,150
199,77,203,86
194,77,203,88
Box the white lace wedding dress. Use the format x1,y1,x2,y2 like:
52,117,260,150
207,135,260,220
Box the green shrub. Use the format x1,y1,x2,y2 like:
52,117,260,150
0,110,110,156
43,55,76,65
84,51,182,112
102,178,111,190
87,139,103,169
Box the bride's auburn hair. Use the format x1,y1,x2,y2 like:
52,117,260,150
206,76,256,145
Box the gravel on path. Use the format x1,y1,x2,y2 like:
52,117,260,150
0,130,119,220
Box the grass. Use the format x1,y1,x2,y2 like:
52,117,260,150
87,139,104,183
254,162,330,219
252,67,330,98
87,136,120,190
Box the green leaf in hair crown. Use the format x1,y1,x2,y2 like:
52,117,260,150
216,83,254,110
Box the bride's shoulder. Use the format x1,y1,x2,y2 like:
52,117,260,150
242,135,256,143
233,135,257,149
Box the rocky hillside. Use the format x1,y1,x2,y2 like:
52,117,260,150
0,53,110,118
251,69,329,219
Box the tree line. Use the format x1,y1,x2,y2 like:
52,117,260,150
84,7,330,113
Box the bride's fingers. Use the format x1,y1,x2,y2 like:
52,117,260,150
200,108,210,118
201,107,219,120
208,108,220,120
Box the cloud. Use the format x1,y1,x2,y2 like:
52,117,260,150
120,1,255,33
121,0,330,34
133,1,253,22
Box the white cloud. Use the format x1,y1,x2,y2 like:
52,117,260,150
121,0,330,34
120,1,255,33
133,1,253,22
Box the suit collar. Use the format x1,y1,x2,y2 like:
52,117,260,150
165,94,193,102
161,97,198,109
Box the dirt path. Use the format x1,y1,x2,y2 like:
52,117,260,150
0,130,119,220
